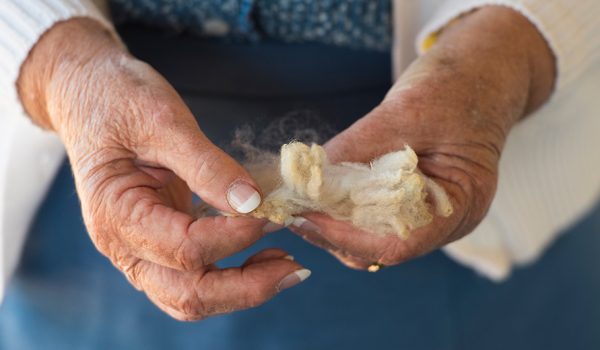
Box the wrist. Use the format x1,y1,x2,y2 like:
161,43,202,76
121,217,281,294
433,6,556,119
17,18,125,131
376,6,555,167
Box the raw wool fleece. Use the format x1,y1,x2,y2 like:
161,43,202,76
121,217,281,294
246,142,454,238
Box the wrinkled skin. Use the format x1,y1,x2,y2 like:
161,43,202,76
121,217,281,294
290,6,556,269
18,19,305,321
16,6,555,320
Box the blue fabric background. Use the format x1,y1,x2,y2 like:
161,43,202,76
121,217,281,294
1,27,599,350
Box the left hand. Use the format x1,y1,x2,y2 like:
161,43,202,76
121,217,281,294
290,6,556,269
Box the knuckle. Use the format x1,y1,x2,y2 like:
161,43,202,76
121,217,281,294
191,281,210,316
378,238,409,266
84,215,114,257
193,147,226,187
452,170,497,234
152,108,176,127
170,312,203,322
176,294,204,317
471,175,497,221
85,219,103,245
122,258,144,290
143,86,184,127
126,195,157,228
155,286,205,320
81,195,110,240
154,292,205,321
193,274,244,316
174,239,205,271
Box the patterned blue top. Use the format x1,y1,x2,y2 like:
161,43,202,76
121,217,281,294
109,0,392,51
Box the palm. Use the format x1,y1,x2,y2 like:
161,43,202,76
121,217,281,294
290,62,504,269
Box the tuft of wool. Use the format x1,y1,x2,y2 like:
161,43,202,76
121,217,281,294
246,142,453,238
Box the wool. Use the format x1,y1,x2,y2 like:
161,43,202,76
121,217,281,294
246,142,453,238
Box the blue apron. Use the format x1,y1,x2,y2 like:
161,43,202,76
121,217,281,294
1,26,599,350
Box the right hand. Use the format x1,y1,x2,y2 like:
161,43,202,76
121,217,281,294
17,18,309,321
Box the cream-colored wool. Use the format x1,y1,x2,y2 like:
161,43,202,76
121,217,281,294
247,142,453,238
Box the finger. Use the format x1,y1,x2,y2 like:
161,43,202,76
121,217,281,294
136,112,262,214
289,222,372,270
147,294,196,322
92,159,269,271
130,255,310,321
200,258,310,315
116,186,270,270
294,213,412,265
329,251,372,270
242,248,293,267
302,212,453,265
291,219,337,251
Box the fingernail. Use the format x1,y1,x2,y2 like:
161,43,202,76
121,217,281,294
284,255,294,261
263,221,284,233
277,269,311,292
292,217,321,234
227,181,261,214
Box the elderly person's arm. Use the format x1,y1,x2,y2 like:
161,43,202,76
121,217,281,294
4,1,308,320
0,0,112,305
292,2,600,273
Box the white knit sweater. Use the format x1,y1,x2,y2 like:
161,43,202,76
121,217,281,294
0,0,599,302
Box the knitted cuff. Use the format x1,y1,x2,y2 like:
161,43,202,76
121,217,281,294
0,0,116,118
416,0,600,92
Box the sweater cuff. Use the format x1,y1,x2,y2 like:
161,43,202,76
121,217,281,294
416,0,600,92
0,0,116,118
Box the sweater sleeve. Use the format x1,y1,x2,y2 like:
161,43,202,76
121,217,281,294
416,0,600,93
416,0,600,280
0,0,115,303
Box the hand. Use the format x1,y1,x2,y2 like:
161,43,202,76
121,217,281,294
18,18,309,320
290,6,556,269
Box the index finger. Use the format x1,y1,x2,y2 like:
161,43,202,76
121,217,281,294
115,185,268,271
97,163,268,271
295,213,449,266
130,251,308,321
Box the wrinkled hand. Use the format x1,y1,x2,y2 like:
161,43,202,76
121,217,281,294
291,6,556,269
18,19,308,320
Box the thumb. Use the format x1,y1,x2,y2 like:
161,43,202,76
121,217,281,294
144,121,262,214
